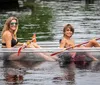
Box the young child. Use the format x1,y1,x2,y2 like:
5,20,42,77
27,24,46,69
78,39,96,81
59,24,100,61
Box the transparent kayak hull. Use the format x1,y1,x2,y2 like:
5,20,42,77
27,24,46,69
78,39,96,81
0,48,100,61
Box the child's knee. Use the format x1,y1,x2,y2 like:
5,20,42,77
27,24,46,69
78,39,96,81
89,39,96,44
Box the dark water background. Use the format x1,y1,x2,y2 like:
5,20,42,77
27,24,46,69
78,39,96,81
0,0,100,85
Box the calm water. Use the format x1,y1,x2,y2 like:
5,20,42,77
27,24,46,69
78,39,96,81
0,0,100,85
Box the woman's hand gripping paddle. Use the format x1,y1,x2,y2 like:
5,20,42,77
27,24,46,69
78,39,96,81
17,34,36,56
50,38,100,56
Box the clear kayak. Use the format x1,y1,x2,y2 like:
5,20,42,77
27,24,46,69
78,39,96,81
0,47,100,61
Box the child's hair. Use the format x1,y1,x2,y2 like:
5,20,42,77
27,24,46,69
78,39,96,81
63,24,74,35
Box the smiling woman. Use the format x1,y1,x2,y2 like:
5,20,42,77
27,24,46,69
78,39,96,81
1,16,57,61
1,16,39,48
1,17,19,48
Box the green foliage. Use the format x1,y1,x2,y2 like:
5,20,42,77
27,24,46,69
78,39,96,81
17,1,53,42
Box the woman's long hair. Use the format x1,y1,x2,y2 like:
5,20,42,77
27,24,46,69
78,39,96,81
1,16,18,38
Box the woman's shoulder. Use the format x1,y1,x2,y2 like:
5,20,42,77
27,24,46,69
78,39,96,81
3,31,12,37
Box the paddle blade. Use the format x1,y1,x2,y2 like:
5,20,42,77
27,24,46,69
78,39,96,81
17,47,22,56
17,43,27,56
32,34,37,43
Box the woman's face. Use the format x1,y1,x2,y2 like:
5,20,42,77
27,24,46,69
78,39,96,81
9,19,18,31
64,28,73,37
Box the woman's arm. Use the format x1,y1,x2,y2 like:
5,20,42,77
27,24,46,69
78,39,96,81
3,32,12,48
16,42,23,46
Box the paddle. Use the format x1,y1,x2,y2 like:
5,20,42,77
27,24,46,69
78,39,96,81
17,34,36,56
50,38,100,56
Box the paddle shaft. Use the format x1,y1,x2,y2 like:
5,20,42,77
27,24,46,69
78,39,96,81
68,38,100,49
17,38,36,56
50,38,100,56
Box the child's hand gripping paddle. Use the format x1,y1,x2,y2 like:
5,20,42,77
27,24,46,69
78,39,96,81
50,38,100,56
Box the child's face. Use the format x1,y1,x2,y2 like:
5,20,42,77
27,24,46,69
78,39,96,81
64,28,73,37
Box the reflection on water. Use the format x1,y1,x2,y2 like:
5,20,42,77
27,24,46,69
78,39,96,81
3,60,43,85
0,0,100,85
53,62,75,82
1,60,100,85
